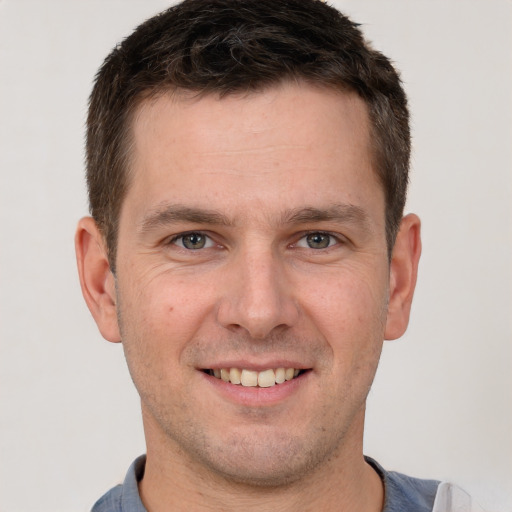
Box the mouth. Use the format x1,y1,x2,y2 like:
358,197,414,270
203,367,309,388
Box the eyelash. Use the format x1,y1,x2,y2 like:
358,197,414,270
294,231,342,250
166,230,343,251
168,231,216,250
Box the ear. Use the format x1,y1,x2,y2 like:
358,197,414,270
75,217,121,343
384,213,422,340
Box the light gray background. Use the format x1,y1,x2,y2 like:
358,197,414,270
0,1,511,511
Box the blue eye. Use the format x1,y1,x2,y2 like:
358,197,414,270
173,232,214,250
297,232,337,249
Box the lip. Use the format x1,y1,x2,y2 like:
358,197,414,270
199,367,311,407
200,359,311,372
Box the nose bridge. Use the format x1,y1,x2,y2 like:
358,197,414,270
217,241,298,338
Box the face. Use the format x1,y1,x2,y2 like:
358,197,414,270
99,84,405,485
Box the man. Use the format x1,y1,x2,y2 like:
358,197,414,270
74,1,481,510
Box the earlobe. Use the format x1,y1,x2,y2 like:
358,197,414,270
75,217,121,343
384,214,422,340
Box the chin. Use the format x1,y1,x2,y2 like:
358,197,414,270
190,428,331,488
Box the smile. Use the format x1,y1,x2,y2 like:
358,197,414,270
205,367,307,388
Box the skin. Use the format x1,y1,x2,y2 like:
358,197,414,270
76,82,421,511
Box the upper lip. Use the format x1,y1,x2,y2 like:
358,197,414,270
198,359,312,371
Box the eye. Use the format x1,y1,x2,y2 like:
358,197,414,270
172,232,215,250
296,232,338,249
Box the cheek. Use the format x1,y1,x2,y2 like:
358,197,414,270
302,267,388,334
117,273,214,375
298,266,388,375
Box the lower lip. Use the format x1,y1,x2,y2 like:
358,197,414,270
201,371,309,407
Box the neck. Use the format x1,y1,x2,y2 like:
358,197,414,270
139,410,384,512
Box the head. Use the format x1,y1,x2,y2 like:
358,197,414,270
86,0,410,271
77,0,421,494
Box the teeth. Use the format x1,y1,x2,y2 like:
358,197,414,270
209,367,304,387
275,367,286,384
241,369,258,387
229,367,241,385
258,369,275,388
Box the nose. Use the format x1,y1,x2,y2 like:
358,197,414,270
216,246,300,339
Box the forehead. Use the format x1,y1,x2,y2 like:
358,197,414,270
123,83,383,226
132,84,370,159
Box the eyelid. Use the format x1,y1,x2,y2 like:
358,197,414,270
293,231,344,249
163,229,346,251
167,231,216,249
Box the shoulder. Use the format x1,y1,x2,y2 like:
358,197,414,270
384,469,440,512
90,455,147,512
367,459,487,512
91,484,123,512
366,456,439,512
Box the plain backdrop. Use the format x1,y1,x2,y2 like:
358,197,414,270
0,1,511,511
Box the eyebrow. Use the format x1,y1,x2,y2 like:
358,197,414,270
138,204,234,234
138,202,371,235
281,204,371,229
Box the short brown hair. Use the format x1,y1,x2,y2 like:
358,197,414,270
87,0,410,269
